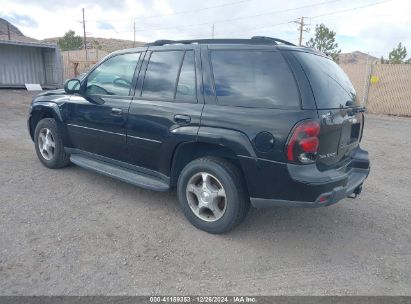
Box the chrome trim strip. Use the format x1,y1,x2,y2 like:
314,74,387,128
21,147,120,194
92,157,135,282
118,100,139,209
238,154,284,165
67,123,125,137
127,134,162,144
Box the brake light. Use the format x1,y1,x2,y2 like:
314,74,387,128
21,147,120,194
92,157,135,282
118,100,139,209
286,120,320,163
300,137,319,152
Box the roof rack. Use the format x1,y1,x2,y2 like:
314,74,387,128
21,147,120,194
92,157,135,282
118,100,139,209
145,36,296,47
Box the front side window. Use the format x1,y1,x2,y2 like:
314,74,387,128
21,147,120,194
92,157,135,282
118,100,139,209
142,50,196,102
86,52,141,96
210,50,300,108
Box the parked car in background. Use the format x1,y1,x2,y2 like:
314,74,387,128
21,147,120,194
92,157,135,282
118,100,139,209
27,36,370,233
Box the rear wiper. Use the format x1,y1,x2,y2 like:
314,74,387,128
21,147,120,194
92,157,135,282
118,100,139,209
348,107,365,115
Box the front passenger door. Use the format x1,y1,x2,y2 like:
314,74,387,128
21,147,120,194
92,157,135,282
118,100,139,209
66,52,142,161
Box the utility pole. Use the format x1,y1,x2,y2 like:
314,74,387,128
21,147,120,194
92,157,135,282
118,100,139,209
133,21,136,47
7,23,11,40
212,24,215,39
298,17,304,46
82,8,88,61
293,17,309,46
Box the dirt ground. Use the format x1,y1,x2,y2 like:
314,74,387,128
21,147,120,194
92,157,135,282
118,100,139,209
0,90,410,295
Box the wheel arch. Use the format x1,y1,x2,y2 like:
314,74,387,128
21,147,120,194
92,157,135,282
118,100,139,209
170,141,252,189
29,103,64,141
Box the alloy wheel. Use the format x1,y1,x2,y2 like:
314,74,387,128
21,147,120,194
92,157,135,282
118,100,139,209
186,172,227,222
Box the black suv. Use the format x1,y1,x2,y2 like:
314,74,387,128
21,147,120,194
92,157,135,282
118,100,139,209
28,36,370,233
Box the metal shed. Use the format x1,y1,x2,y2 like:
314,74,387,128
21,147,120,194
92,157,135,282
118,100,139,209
0,40,63,89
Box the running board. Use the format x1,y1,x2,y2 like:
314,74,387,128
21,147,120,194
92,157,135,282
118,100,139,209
70,154,170,192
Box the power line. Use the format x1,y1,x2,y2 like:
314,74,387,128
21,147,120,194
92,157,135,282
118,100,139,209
310,0,394,19
224,21,293,35
225,0,396,36
87,0,253,22
92,0,397,43
115,0,343,33
322,19,411,25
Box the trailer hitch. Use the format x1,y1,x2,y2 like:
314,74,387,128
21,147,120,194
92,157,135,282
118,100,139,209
348,185,363,199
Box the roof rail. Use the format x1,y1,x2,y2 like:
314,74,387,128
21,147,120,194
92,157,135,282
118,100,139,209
145,36,295,47
250,36,295,46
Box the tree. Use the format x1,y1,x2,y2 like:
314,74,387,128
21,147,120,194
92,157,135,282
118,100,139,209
58,30,83,51
306,24,341,63
92,40,103,50
388,43,407,64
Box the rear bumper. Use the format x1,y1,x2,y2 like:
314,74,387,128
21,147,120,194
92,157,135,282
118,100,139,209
249,147,370,208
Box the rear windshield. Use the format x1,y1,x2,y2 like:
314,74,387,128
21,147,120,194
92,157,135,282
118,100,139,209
293,51,359,109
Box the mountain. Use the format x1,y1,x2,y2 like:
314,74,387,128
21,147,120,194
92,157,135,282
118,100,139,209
339,51,378,64
42,37,145,53
0,17,40,43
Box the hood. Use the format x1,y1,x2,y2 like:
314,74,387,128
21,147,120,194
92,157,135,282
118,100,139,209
35,89,66,97
32,89,70,105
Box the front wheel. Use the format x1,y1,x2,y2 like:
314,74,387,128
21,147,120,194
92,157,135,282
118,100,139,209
177,158,250,234
34,118,70,169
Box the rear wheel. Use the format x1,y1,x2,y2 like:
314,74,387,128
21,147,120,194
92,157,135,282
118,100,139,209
177,157,250,234
34,118,70,169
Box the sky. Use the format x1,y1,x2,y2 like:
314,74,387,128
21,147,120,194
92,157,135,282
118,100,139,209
1,0,410,57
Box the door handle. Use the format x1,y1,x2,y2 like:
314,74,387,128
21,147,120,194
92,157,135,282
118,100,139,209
174,114,191,124
111,108,123,116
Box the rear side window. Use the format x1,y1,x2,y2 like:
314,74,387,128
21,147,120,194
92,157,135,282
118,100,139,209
293,51,359,109
142,50,196,102
142,51,183,99
176,51,196,100
210,50,299,108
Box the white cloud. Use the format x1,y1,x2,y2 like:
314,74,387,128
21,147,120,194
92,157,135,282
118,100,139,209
153,0,174,15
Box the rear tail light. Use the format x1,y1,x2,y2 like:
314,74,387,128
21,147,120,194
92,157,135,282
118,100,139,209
286,120,320,164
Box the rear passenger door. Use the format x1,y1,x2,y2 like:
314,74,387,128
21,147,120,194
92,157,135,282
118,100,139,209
126,46,203,175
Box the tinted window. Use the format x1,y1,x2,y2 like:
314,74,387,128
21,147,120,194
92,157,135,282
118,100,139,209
176,51,196,100
86,53,140,96
294,51,359,109
210,50,299,108
142,51,184,99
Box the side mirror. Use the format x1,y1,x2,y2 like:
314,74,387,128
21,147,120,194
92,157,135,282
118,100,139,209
64,79,81,94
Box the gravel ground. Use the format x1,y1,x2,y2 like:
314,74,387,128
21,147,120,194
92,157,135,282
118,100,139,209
0,90,410,295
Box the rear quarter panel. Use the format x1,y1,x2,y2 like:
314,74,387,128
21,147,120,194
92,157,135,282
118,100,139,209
199,46,319,197
200,46,319,162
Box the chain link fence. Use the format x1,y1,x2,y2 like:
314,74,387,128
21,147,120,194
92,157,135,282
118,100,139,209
61,49,108,80
341,63,411,117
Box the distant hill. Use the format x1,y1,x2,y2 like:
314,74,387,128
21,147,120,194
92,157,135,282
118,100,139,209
339,51,378,64
0,17,42,43
42,37,145,53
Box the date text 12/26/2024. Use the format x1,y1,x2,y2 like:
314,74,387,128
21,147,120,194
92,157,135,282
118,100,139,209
149,296,257,303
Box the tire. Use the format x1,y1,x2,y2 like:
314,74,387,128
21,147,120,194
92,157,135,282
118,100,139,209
177,157,250,234
34,118,70,169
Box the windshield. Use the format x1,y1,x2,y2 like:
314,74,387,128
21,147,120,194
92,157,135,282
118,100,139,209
293,51,359,109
